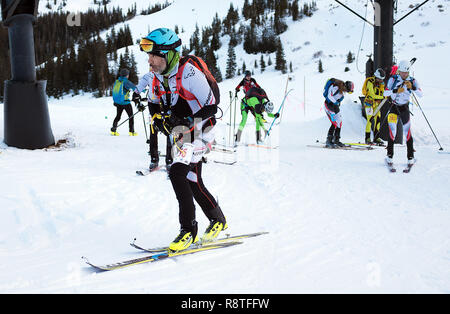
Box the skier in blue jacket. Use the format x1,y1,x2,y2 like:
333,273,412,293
111,68,138,136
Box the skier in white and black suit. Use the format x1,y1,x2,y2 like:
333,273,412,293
384,60,423,164
133,28,227,252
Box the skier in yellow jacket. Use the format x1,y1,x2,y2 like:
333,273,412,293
363,68,386,145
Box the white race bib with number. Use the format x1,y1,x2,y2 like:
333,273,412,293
174,143,194,165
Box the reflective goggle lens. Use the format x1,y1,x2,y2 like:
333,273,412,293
140,38,154,53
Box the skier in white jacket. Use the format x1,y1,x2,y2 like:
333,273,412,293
384,60,423,163
133,28,227,252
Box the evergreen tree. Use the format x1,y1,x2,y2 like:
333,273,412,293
273,10,287,34
318,59,324,73
129,51,139,83
223,3,240,34
346,51,354,63
205,47,222,82
210,32,221,51
275,39,287,73
243,24,257,54
260,55,266,72
190,24,201,54
229,29,238,47
225,44,237,79
242,0,252,20
291,0,300,21
211,13,222,35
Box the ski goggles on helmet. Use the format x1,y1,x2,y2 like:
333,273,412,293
139,37,182,54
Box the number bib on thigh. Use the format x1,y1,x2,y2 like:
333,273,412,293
174,143,194,165
388,113,398,124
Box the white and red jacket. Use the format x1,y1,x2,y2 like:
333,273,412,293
384,74,423,105
135,62,216,122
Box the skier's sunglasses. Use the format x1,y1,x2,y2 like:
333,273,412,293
139,38,181,53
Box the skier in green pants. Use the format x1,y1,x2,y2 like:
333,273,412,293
235,87,279,144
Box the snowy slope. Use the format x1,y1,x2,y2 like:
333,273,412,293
1,0,450,293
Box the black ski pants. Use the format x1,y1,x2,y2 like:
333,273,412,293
149,128,173,164
112,103,134,132
387,104,414,159
169,161,225,238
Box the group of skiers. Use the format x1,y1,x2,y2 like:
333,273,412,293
108,25,423,252
234,71,279,144
322,59,422,165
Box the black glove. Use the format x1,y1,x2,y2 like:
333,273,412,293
159,119,172,137
137,104,145,112
235,89,239,97
132,92,141,104
168,115,194,128
274,113,280,119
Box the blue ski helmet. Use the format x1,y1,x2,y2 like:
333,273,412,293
140,28,182,55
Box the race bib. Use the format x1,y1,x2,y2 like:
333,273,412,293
174,143,194,165
387,113,398,124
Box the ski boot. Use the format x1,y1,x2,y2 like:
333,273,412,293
169,229,199,252
149,156,159,171
385,156,394,165
201,219,228,243
373,137,384,146
235,129,242,145
256,131,263,144
165,158,173,172
334,139,345,147
110,127,119,136
385,155,396,172
129,131,138,136
333,128,345,147
365,132,373,145
325,135,335,148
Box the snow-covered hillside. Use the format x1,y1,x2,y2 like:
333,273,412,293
1,0,450,293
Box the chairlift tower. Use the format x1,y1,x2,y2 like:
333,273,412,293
1,0,55,149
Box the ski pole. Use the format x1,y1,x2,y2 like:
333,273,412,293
266,89,294,137
116,109,141,129
411,92,443,151
116,98,148,129
233,94,237,146
141,111,149,141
